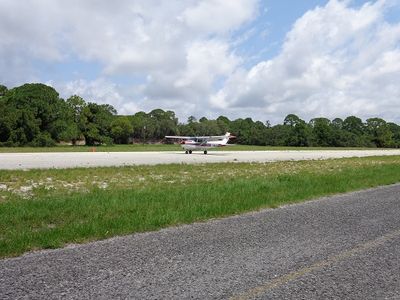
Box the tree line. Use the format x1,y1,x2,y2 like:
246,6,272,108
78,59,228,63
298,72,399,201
1,83,400,148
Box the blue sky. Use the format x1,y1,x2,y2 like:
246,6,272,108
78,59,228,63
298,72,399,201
1,0,400,124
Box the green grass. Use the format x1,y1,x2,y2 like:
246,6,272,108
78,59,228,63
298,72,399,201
0,144,381,153
0,144,181,153
1,156,400,258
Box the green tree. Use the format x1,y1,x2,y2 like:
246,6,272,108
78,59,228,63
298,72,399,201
0,96,12,145
199,117,208,123
251,121,268,145
283,114,302,127
283,114,310,146
183,116,198,136
131,111,149,141
388,123,400,147
230,118,252,144
216,116,230,134
0,103,22,146
329,118,347,147
331,118,343,130
61,95,87,144
343,116,364,136
187,116,197,124
309,118,333,146
342,116,370,147
201,119,222,136
111,116,133,144
268,124,291,146
0,84,7,97
0,83,67,146
81,103,116,145
216,115,230,125
147,109,178,139
366,118,393,147
227,117,268,145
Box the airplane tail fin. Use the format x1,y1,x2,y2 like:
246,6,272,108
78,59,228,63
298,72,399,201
221,132,235,145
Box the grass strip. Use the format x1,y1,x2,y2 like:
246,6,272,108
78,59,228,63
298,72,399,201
0,144,380,153
1,158,400,258
0,144,181,153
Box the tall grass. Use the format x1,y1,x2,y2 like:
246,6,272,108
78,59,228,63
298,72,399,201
1,159,400,258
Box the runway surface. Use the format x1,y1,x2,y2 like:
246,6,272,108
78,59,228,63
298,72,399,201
1,149,400,169
1,184,400,299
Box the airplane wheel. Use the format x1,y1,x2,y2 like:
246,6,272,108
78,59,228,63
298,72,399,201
204,150,207,154
189,150,192,154
185,150,188,154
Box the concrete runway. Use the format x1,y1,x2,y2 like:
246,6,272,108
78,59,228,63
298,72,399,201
1,149,400,169
1,184,400,299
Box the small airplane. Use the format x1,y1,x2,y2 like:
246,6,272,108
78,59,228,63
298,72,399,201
165,132,235,154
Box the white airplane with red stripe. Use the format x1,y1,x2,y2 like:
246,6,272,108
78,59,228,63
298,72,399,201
165,132,235,154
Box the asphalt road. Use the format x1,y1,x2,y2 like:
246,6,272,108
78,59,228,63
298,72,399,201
1,149,400,169
1,184,400,299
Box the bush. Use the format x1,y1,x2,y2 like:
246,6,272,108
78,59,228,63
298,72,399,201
30,133,56,147
0,141,16,147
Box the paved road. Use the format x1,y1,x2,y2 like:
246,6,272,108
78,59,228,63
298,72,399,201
1,184,400,299
1,149,400,169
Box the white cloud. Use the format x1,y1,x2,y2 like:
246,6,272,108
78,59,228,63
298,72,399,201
174,40,240,94
182,0,258,34
56,78,125,110
0,0,257,119
1,0,400,124
213,0,400,123
0,0,65,61
0,0,255,75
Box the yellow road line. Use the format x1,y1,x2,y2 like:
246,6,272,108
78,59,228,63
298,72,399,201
231,229,400,300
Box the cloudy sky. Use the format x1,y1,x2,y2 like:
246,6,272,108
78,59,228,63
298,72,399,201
1,0,400,124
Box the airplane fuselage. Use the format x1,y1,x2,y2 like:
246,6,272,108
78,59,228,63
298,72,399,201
165,132,233,154
181,140,225,151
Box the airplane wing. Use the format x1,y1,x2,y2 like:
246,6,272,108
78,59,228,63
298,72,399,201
166,132,234,141
198,134,235,141
165,135,225,140
165,135,193,139
196,135,225,139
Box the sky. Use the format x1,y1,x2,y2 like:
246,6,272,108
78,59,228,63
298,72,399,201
0,0,400,124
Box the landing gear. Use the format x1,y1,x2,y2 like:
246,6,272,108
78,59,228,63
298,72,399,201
185,150,189,154
204,150,208,154
189,150,192,154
